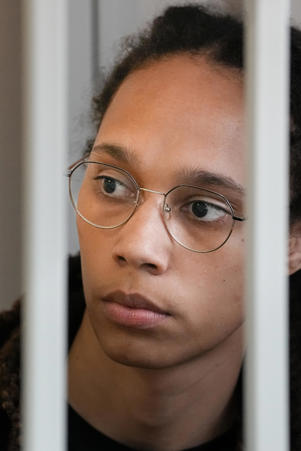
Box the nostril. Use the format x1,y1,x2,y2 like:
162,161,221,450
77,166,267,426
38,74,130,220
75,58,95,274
117,255,127,264
115,256,159,274
142,262,159,274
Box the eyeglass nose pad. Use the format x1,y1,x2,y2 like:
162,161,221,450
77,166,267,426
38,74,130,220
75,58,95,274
164,204,171,213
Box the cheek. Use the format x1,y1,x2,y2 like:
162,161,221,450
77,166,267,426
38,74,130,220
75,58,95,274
174,240,245,343
77,219,114,298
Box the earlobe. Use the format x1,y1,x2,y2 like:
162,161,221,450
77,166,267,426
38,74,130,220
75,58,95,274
288,231,301,275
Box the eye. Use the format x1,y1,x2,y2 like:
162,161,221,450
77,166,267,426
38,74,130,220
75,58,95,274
102,177,119,194
186,200,228,222
95,175,134,200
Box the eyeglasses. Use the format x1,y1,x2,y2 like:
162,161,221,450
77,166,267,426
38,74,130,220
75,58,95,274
67,160,246,253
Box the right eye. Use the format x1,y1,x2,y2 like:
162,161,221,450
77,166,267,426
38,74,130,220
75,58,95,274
94,175,135,201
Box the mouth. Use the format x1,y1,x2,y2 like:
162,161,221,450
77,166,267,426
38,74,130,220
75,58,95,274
101,291,170,329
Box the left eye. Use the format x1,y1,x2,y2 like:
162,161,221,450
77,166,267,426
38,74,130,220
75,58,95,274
187,200,228,222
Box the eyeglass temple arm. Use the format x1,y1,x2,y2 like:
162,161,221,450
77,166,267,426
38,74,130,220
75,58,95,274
65,158,87,177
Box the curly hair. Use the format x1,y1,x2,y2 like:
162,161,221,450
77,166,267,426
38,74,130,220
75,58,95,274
83,4,301,450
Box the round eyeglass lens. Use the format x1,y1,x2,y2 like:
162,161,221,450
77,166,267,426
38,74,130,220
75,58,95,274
69,161,139,228
163,185,234,252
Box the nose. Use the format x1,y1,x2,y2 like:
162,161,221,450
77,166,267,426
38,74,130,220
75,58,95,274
112,194,172,275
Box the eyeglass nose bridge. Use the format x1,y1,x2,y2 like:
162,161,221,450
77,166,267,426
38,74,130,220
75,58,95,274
138,187,171,213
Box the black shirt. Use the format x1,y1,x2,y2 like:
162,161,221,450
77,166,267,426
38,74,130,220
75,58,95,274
68,404,237,451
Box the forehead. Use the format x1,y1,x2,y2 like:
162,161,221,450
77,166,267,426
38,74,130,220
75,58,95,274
96,54,245,188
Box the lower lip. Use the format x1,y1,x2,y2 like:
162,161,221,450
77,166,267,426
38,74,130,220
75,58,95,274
101,301,169,329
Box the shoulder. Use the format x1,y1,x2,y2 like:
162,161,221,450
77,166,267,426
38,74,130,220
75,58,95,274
0,300,21,383
0,301,21,350
0,254,85,450
0,254,85,451
0,300,21,451
68,254,86,347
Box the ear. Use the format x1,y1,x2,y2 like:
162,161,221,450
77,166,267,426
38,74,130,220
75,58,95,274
289,222,301,275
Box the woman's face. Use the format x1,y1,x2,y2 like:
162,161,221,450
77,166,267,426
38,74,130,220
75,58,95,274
77,54,246,369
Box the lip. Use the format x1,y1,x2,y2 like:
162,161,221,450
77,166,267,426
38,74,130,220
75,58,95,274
101,291,170,329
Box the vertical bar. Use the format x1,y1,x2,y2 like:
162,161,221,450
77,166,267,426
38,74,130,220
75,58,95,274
22,1,68,451
245,1,290,450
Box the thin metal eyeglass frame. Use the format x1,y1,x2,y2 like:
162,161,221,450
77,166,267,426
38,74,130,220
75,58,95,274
67,159,246,253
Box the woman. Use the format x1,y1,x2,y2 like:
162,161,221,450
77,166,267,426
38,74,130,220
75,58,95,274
1,4,301,450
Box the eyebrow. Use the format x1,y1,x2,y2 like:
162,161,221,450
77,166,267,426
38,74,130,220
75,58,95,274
92,142,245,196
92,143,140,165
178,168,245,197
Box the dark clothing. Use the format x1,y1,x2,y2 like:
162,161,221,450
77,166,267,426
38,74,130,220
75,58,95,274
68,404,237,451
0,255,300,450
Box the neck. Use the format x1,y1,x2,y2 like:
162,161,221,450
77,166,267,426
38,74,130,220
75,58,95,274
68,310,243,451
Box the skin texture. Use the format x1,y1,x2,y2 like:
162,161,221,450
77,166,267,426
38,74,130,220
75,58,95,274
68,55,301,450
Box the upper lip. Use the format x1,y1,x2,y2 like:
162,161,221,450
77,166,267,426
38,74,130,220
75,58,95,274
102,291,168,314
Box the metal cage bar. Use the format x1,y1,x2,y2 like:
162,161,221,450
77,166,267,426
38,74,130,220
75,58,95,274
22,1,68,450
245,1,290,450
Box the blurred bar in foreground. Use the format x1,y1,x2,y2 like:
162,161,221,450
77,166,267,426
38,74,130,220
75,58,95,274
22,1,68,450
245,0,290,450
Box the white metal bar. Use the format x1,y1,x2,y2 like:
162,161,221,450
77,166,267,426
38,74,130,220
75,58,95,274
245,1,290,450
22,1,68,451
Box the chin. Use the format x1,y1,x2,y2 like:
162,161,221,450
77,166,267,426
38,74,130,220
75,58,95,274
103,347,173,370
93,325,217,371
91,324,189,370
98,332,180,369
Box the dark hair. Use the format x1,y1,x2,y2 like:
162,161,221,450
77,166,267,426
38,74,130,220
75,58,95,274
86,5,301,450
88,3,301,227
